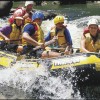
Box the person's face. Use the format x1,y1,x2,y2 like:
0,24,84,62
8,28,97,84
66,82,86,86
88,24,98,36
26,4,33,11
56,22,64,29
33,18,42,26
15,19,23,26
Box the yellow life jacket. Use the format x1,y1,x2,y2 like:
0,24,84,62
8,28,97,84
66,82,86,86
83,33,100,52
24,18,32,25
24,11,33,25
0,23,21,44
50,27,67,47
22,22,44,46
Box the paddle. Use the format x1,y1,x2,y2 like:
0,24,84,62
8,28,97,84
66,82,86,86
4,39,22,43
32,45,80,52
50,47,80,52
32,39,57,51
10,39,22,42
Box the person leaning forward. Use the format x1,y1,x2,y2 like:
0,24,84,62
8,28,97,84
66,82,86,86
0,14,23,53
45,15,73,55
80,18,100,53
21,11,62,58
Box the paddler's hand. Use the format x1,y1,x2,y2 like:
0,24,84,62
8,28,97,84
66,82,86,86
38,43,45,49
64,49,70,55
5,37,10,43
52,36,58,43
64,46,72,55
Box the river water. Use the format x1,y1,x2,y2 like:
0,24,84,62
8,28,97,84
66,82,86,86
0,2,100,99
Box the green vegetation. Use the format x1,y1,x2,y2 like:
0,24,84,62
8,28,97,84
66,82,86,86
13,1,25,8
12,1,59,10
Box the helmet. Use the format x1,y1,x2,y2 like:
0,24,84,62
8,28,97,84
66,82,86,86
8,10,23,24
87,18,98,26
25,1,34,6
32,11,44,21
54,15,64,25
13,10,23,20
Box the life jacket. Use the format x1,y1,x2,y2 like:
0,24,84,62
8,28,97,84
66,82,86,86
50,26,67,48
83,27,100,37
81,33,100,52
22,22,44,46
8,7,26,25
0,23,22,44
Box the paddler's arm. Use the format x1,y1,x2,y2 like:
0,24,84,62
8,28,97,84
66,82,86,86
0,25,12,42
44,32,57,46
0,32,10,41
80,35,90,53
64,28,73,46
64,29,73,54
22,32,45,48
45,36,57,46
22,24,45,48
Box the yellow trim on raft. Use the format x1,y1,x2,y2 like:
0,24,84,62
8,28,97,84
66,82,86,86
0,50,100,71
0,57,15,67
51,55,100,70
0,51,17,58
0,51,17,67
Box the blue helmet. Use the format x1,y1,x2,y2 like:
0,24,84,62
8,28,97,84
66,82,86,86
32,11,44,21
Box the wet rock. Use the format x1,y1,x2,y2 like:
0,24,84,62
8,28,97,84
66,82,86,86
41,11,57,20
0,1,13,17
41,1,48,6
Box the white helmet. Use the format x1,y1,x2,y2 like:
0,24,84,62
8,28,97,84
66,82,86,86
87,18,98,26
25,1,34,6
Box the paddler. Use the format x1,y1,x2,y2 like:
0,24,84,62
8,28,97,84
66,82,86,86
0,13,23,53
45,15,73,55
21,11,62,58
80,18,100,53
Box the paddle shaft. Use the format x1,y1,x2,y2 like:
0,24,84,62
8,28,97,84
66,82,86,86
3,39,22,43
10,39,22,42
33,40,57,51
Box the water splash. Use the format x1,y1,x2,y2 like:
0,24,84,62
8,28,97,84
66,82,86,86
0,62,82,99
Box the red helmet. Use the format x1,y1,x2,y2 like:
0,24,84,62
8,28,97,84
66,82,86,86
8,9,23,24
13,9,23,20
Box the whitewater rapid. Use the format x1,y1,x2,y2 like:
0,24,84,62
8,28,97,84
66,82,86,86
0,16,100,99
